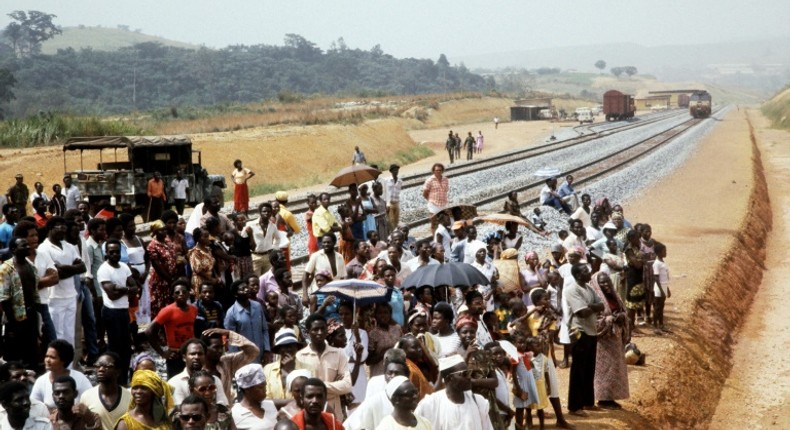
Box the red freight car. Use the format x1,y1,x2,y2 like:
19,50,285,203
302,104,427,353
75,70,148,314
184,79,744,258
678,93,690,108
603,90,636,121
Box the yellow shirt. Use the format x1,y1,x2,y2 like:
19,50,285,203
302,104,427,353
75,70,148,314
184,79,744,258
312,206,337,238
263,361,289,400
279,205,302,234
231,168,252,185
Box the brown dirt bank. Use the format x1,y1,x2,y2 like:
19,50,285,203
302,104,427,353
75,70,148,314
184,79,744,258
627,111,770,428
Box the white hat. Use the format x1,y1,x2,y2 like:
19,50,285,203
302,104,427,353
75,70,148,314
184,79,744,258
603,222,617,230
438,355,466,372
273,328,301,349
235,363,265,389
285,369,313,392
385,376,410,400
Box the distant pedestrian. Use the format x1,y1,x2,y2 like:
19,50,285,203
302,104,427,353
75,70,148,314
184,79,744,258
170,169,190,215
464,132,475,161
29,181,49,206
445,131,456,164
232,159,255,215
352,146,368,165
146,171,167,221
49,184,66,217
494,117,499,129
454,133,462,160
6,173,29,216
384,164,402,230
63,175,81,210
476,131,484,153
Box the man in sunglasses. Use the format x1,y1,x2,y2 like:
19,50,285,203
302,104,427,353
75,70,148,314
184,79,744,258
177,395,210,430
415,355,493,430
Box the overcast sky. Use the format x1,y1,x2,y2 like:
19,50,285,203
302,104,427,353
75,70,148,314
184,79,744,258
3,0,788,61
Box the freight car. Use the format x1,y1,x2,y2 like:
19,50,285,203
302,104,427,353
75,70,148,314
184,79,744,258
678,93,690,108
603,90,636,121
689,91,712,118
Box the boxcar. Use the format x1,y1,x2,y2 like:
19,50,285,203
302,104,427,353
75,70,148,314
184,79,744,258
689,91,712,118
678,93,690,108
603,90,636,121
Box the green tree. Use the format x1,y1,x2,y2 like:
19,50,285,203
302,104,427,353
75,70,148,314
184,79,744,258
623,66,638,77
4,10,62,57
0,68,17,118
595,60,606,74
437,54,450,68
611,66,624,77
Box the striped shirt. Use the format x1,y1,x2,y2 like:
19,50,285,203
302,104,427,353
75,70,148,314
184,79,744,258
422,176,449,208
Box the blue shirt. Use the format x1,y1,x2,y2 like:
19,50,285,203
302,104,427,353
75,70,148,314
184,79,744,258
388,287,405,327
0,222,15,247
558,182,575,198
224,300,270,361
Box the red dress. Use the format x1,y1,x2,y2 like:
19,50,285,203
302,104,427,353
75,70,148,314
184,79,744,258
147,238,178,316
306,210,319,254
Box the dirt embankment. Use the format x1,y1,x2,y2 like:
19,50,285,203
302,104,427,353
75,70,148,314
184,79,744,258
638,113,771,428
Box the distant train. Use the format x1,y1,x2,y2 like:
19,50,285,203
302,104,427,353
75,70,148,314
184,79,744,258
603,90,636,121
689,91,712,118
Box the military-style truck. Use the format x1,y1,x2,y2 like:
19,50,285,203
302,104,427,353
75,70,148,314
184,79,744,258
63,135,225,221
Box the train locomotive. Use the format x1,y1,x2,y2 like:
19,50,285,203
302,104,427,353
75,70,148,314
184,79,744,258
689,91,712,118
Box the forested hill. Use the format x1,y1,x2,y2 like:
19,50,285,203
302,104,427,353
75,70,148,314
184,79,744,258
2,34,491,117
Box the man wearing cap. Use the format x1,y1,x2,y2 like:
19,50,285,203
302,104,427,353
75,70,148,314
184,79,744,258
384,165,402,230
565,264,604,415
275,191,301,270
379,378,431,430
201,328,260,404
6,174,29,216
415,356,493,430
263,328,304,403
449,221,467,263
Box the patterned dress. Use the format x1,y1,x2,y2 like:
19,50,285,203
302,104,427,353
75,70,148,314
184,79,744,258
590,274,630,401
188,245,216,297
147,238,178,316
367,323,403,376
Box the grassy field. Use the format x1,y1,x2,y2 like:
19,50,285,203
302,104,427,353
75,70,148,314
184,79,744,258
762,86,790,130
40,26,198,54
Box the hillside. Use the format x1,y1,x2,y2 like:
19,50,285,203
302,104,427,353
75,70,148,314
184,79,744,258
762,86,790,129
40,26,199,54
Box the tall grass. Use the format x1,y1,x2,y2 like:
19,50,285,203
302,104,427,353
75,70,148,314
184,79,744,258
761,86,790,130
370,145,435,169
0,113,148,148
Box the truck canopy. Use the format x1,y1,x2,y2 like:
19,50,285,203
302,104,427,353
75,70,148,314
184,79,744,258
63,135,192,151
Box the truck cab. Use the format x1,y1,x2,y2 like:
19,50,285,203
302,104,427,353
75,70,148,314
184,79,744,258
576,108,594,124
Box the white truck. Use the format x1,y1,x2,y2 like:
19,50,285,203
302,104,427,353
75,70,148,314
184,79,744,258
576,107,594,124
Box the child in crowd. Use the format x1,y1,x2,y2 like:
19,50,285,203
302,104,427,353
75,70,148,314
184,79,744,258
493,293,513,339
305,194,320,255
652,242,670,332
246,274,264,307
263,291,280,338
482,311,501,341
278,304,303,342
484,341,515,427
195,283,224,336
511,333,539,430
557,230,569,244
526,336,549,430
530,207,546,231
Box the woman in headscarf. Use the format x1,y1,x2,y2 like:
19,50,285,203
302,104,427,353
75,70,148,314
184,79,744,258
116,369,173,430
589,272,630,410
161,210,188,275
406,311,442,361
147,220,178,316
455,314,479,360
129,353,157,381
593,198,612,224
180,370,233,430
231,364,278,430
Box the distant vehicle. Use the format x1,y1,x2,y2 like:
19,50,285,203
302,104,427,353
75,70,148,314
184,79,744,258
689,91,712,118
63,135,226,220
603,90,636,121
591,105,603,115
576,108,594,124
678,93,690,108
651,105,667,111
538,108,554,119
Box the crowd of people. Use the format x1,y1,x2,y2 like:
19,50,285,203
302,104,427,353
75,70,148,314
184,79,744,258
445,131,484,164
0,160,671,430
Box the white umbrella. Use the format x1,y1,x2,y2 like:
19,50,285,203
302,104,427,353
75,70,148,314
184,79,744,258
534,166,561,177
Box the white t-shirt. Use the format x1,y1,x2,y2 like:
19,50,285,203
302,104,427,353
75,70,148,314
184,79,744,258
30,253,56,305
31,370,93,410
80,385,132,430
97,261,133,308
231,400,277,430
434,224,451,260
37,239,80,299
653,259,670,297
170,178,190,200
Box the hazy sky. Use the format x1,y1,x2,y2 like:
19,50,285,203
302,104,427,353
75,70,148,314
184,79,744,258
3,0,788,61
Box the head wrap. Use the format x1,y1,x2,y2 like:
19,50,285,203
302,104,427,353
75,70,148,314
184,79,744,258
469,241,487,259
407,311,427,326
385,376,410,400
500,248,519,260
524,251,538,262
611,212,624,221
483,231,502,244
275,191,289,203
455,313,478,331
129,369,174,419
326,318,343,336
567,246,585,256
149,220,165,233
452,220,467,231
438,355,466,372
130,353,155,373
602,222,617,230
235,363,266,390
285,369,313,392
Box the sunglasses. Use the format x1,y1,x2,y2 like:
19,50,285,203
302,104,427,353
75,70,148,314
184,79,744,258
196,384,217,393
178,413,205,422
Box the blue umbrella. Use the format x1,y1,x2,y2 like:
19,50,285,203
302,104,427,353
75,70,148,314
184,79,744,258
313,279,390,322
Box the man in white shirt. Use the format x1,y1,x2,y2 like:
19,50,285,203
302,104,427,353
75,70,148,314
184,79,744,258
169,339,230,406
37,216,86,347
562,219,588,251
170,169,190,216
63,176,81,210
29,182,49,205
384,164,403,230
539,177,571,215
434,213,452,262
463,226,487,264
243,202,284,276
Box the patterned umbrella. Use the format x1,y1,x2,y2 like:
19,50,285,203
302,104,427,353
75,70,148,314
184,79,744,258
313,279,390,306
